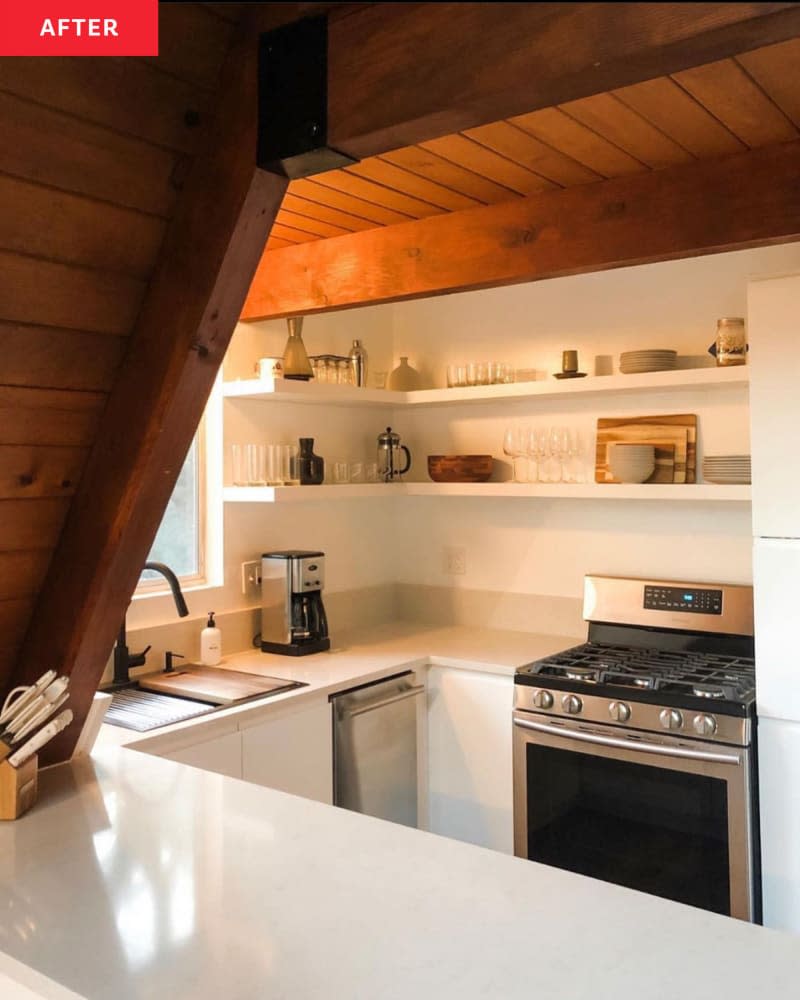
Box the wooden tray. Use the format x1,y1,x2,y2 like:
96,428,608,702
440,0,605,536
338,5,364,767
596,414,696,483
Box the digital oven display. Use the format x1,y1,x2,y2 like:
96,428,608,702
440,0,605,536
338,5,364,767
643,585,722,614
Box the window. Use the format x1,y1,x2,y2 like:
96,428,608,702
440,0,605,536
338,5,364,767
136,377,223,595
141,434,204,584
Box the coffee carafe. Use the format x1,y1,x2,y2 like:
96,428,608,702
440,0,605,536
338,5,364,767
260,551,330,656
377,427,411,482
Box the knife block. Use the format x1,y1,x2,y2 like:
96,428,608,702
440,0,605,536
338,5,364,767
0,755,38,820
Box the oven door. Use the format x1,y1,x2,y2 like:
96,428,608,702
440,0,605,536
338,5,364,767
513,712,757,921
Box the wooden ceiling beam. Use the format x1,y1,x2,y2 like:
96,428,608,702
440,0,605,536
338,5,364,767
327,2,800,158
242,139,800,319
12,15,288,764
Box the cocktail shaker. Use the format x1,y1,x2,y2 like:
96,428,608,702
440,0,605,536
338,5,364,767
349,339,368,387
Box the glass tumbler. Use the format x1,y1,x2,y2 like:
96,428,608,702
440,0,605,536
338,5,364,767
246,444,266,486
281,444,300,485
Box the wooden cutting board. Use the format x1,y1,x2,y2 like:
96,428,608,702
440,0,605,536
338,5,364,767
139,666,296,705
596,414,697,483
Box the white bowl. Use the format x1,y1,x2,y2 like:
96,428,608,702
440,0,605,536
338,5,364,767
609,444,655,483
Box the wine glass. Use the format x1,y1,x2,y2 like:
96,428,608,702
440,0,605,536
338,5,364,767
548,427,569,483
530,428,550,482
503,426,527,482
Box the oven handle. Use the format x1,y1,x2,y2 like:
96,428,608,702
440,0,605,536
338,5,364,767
513,717,743,765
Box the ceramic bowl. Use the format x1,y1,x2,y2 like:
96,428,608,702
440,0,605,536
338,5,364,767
608,444,655,483
428,455,493,483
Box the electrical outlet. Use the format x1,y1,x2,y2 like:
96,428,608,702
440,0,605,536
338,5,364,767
241,560,261,597
443,546,467,576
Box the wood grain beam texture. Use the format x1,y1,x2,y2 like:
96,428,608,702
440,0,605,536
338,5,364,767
242,139,800,319
328,2,800,158
12,16,289,763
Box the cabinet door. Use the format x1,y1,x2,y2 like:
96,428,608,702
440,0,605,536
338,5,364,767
749,272,800,538
241,698,333,804
165,730,242,779
758,716,800,933
427,666,513,854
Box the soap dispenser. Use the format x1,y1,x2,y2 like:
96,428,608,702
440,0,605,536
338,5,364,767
200,612,221,666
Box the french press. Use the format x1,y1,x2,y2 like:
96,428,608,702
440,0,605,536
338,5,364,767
377,427,411,482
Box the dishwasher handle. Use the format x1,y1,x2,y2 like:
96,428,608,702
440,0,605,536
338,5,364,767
340,685,425,719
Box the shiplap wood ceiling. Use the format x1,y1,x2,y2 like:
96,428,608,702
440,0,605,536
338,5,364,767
266,37,800,252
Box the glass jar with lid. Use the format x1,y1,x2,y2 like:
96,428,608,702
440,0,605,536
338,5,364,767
715,317,747,367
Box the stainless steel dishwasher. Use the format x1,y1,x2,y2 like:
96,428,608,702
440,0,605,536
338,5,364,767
331,671,424,828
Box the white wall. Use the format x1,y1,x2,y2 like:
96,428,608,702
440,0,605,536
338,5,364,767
127,242,800,643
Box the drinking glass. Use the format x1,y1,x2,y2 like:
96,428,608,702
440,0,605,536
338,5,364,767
333,460,350,484
548,427,569,484
365,462,379,483
282,444,300,485
530,428,550,482
246,443,266,485
349,461,365,484
231,444,246,486
466,362,480,386
503,426,527,483
447,364,459,388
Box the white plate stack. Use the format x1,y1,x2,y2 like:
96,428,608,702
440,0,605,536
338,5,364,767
619,350,678,374
702,455,751,484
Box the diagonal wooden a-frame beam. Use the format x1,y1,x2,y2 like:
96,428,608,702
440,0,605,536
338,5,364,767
13,14,289,763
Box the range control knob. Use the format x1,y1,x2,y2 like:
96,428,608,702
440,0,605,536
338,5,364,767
562,694,583,715
532,689,554,709
659,708,684,731
609,701,631,723
693,713,718,737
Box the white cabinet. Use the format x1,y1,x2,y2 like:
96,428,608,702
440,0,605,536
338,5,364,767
753,538,800,722
758,716,800,932
164,730,242,779
426,666,514,854
748,272,800,538
241,697,333,804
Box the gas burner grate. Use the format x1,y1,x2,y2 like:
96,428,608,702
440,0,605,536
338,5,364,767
523,642,755,704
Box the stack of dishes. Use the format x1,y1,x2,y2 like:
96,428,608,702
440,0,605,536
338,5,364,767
702,455,751,485
608,444,656,484
619,350,678,374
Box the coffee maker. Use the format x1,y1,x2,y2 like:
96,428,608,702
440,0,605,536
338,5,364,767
260,550,330,655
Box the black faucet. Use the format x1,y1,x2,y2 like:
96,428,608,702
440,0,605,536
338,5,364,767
111,562,190,686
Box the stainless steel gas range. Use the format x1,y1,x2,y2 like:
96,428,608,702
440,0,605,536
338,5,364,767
513,575,759,922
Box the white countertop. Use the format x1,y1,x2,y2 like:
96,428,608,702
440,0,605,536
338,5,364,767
2,623,799,998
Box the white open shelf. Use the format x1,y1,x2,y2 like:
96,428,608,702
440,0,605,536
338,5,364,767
223,366,749,409
224,483,751,503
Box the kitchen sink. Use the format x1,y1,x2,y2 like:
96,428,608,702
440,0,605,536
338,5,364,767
105,688,219,732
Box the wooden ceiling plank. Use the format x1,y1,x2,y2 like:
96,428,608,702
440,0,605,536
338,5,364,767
559,92,694,169
143,3,235,89
275,209,351,238
612,77,745,158
281,191,376,231
0,551,52,603
289,177,408,225
0,91,180,218
736,39,800,129
0,322,124,393
0,389,104,448
0,445,87,500
327,2,800,157
419,135,556,196
271,221,319,244
266,236,294,250
0,498,69,553
0,251,145,337
672,57,799,147
463,120,601,187
317,168,442,218
380,146,518,204
242,140,800,320
349,158,481,211
0,175,166,279
509,107,645,179
0,57,211,154
12,15,289,764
